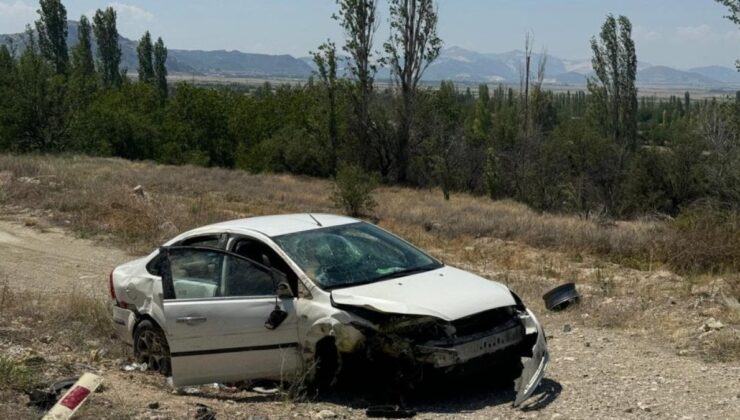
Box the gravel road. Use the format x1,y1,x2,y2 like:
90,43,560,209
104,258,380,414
1,218,738,419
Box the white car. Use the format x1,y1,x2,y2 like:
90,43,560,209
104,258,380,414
110,214,548,406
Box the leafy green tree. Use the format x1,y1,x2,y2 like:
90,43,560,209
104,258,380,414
70,15,94,77
93,7,122,88
431,81,464,200
35,0,68,75
312,41,340,173
716,0,740,69
14,27,68,152
332,164,378,217
137,31,155,84
333,0,379,167
588,15,638,150
153,37,168,99
0,45,18,149
384,0,443,183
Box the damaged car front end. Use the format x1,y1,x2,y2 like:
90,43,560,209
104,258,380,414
330,291,549,406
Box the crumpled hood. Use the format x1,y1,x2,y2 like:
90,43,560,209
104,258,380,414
331,266,516,321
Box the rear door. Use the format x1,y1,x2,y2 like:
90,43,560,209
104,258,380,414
160,246,300,387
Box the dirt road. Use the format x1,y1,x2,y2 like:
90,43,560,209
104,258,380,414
1,218,739,419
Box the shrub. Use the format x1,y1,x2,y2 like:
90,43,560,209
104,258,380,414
665,199,740,273
331,164,378,217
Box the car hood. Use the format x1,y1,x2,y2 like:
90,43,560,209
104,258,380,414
331,266,516,321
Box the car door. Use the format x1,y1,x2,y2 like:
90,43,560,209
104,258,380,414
160,246,300,387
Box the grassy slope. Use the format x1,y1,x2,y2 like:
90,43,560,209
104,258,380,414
0,153,737,363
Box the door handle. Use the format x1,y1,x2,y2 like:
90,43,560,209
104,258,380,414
176,316,207,325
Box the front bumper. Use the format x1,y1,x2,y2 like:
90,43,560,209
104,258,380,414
513,308,549,406
414,319,524,368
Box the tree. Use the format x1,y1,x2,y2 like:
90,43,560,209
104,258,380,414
35,0,69,75
137,31,155,84
70,15,94,77
716,0,740,70
588,15,638,150
312,41,340,173
93,7,122,88
333,0,379,168
384,0,443,183
153,37,168,99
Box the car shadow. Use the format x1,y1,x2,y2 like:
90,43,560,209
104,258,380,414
316,375,562,415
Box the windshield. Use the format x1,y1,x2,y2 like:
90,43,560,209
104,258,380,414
273,222,442,289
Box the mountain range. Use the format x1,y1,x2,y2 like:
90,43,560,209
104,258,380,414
2,22,739,88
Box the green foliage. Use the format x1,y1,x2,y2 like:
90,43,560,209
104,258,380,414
137,31,155,84
92,7,122,88
70,15,94,77
154,37,168,99
35,0,68,75
332,164,378,217
0,355,38,391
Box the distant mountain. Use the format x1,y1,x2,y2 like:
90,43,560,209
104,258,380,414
688,66,740,84
0,21,312,78
637,66,720,87
2,24,738,87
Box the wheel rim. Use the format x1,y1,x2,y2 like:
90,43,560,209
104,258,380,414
136,330,169,374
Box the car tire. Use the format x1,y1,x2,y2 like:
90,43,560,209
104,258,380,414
133,320,171,376
312,338,340,390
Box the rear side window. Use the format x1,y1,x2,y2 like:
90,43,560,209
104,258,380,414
164,248,276,300
147,234,225,275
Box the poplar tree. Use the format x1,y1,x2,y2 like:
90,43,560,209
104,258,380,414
334,0,379,167
137,31,155,83
93,7,122,88
70,15,94,77
588,14,638,150
312,41,340,173
35,0,69,75
153,37,168,99
384,0,442,183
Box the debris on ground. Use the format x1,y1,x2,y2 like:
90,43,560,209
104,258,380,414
195,403,216,420
121,362,148,372
700,318,725,332
26,377,79,410
543,283,581,311
148,401,160,410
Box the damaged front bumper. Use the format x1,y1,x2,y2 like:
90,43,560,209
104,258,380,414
513,309,549,406
415,318,523,368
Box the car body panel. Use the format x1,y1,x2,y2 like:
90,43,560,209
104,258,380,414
330,266,516,321
164,297,301,387
110,214,548,407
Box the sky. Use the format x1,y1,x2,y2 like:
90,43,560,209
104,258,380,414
0,0,738,69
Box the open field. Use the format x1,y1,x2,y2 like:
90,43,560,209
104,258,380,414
0,154,739,418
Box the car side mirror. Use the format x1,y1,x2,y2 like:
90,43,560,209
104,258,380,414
276,280,294,299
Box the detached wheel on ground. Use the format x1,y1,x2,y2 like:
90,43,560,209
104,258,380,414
133,320,171,376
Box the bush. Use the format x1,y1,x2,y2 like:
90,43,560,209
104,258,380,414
331,164,378,217
665,199,740,273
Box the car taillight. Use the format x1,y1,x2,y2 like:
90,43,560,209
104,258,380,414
109,271,116,301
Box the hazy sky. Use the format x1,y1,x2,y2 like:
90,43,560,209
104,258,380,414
1,0,738,69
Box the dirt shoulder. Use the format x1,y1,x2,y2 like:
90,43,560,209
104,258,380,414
1,217,739,419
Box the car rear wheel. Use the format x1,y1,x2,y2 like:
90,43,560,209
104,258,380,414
133,320,171,376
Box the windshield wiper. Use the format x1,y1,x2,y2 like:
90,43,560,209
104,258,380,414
374,264,440,281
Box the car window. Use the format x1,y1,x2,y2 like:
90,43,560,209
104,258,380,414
180,235,223,248
273,222,441,290
167,248,275,299
232,238,298,290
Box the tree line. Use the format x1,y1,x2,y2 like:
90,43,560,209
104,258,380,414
1,0,739,219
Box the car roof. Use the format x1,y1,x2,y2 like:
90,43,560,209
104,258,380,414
174,213,360,240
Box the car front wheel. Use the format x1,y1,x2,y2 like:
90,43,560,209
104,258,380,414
133,320,171,376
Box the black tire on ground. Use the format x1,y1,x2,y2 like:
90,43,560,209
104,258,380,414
133,320,171,376
312,338,340,390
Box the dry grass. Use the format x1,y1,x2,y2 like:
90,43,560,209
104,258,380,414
0,154,663,263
